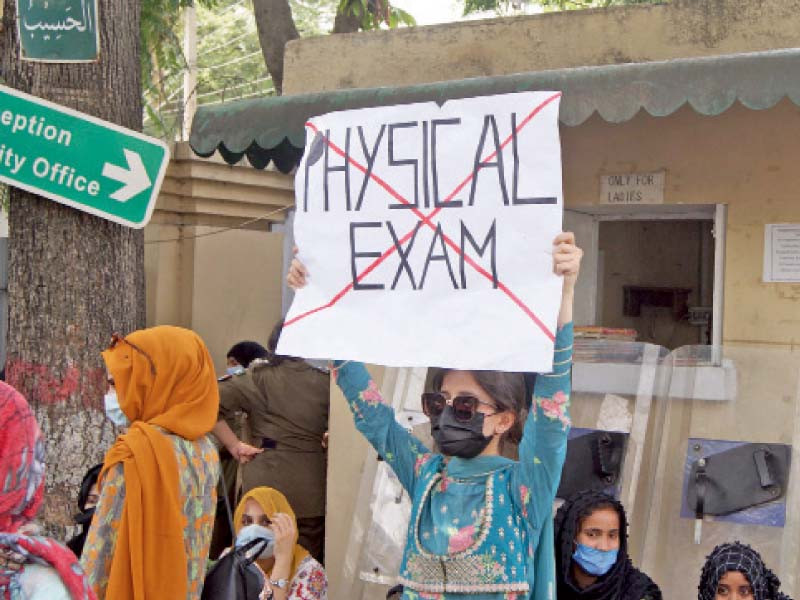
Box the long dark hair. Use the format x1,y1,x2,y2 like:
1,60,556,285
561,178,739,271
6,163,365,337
431,369,526,446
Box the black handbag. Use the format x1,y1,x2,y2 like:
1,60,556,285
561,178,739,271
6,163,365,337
201,466,268,600
201,537,268,600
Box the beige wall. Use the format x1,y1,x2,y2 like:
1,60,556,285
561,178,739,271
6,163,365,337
145,144,293,373
145,223,285,374
285,0,800,94
563,101,800,346
192,227,285,371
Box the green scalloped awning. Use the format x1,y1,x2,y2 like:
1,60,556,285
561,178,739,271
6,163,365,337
190,48,800,173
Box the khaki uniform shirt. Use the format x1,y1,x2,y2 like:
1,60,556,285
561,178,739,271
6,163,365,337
218,359,329,518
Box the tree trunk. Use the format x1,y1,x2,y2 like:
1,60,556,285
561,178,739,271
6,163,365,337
332,8,362,34
1,0,145,535
252,0,300,95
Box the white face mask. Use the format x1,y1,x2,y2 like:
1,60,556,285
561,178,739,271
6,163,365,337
235,524,275,559
226,365,245,376
104,390,130,428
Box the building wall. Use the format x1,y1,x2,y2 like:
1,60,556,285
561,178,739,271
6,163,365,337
144,144,293,373
145,223,285,373
191,227,284,370
563,101,800,347
284,0,800,94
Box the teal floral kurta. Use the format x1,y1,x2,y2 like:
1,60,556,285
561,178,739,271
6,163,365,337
80,430,220,599
335,323,573,600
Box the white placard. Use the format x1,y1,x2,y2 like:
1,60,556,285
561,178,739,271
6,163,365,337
279,92,564,371
600,171,665,205
763,224,800,283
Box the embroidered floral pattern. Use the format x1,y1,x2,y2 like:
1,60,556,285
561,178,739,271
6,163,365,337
436,473,453,492
404,551,522,592
447,525,476,554
518,485,531,518
360,380,385,406
81,433,219,599
347,399,364,421
285,555,327,599
414,451,433,477
537,391,571,428
244,554,327,599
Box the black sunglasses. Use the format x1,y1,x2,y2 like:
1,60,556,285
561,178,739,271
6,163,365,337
421,391,499,423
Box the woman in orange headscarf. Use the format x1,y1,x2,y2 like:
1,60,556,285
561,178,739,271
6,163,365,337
229,487,327,600
80,326,221,600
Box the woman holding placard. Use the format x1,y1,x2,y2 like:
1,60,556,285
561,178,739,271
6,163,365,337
287,232,581,600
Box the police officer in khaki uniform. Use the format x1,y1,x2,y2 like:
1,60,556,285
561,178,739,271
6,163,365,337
209,341,271,559
213,322,330,563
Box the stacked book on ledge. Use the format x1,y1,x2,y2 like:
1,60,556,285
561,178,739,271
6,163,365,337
574,327,638,341
574,327,641,364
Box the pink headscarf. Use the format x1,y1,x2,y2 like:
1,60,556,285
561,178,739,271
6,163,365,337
0,381,96,600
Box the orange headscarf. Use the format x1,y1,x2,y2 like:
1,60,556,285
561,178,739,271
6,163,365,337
98,326,219,600
233,487,310,580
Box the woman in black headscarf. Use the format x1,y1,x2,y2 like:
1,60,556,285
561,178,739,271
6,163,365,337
554,490,661,600
698,542,792,600
66,464,103,557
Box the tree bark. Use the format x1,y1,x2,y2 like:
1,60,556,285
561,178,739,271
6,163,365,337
332,8,362,34
1,0,145,534
252,0,300,95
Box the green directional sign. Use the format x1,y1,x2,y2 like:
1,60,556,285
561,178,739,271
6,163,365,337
0,84,169,228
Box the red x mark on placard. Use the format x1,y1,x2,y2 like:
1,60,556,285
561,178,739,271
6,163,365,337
285,92,562,343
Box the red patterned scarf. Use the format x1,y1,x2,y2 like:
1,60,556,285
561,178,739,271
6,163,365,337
0,382,96,600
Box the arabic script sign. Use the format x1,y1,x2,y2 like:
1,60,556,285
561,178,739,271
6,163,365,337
16,0,99,62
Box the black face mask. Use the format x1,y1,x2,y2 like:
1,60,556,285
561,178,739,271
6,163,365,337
431,406,492,459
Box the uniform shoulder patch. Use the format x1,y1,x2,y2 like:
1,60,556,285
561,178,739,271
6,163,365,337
304,360,330,374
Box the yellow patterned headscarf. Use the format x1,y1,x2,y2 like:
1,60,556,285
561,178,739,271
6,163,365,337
234,487,311,580
98,326,219,600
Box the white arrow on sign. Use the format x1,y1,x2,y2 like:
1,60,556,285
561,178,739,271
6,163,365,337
102,149,152,202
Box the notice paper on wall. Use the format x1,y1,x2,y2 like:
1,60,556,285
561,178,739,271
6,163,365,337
763,224,800,283
278,92,565,371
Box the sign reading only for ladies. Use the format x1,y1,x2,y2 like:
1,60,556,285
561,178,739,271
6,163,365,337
279,92,564,371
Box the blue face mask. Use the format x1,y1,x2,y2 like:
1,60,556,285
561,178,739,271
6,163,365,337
573,543,619,576
235,524,275,559
226,365,245,376
104,390,130,428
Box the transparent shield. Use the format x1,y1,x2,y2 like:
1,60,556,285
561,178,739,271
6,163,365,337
640,343,800,598
339,368,428,600
570,338,669,564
